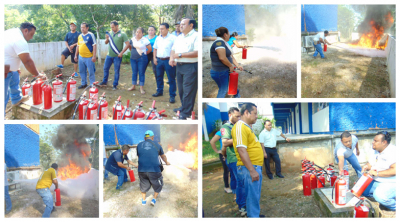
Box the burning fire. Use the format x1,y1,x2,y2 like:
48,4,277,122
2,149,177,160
168,133,198,169
57,141,91,180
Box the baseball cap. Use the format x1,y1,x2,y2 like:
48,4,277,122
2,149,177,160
70,22,77,26
145,130,154,137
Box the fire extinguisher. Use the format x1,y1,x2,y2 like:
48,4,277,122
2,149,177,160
21,77,31,96
84,95,98,120
354,198,375,218
332,176,347,206
65,73,77,102
89,82,99,103
302,172,312,196
55,188,61,206
350,173,374,198
326,164,334,182
324,44,327,52
146,100,167,120
317,173,326,188
228,71,239,95
128,168,136,182
132,101,145,120
343,170,350,190
330,173,337,187
122,100,134,120
42,81,53,110
242,47,247,59
32,78,44,105
191,111,196,120
97,92,108,120
112,96,123,120
152,110,167,120
52,74,63,103
310,172,317,189
78,92,89,120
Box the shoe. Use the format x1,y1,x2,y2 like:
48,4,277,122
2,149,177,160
276,174,285,178
173,107,182,113
259,215,265,218
152,92,163,97
51,207,56,213
13,95,30,107
179,116,188,120
224,187,232,193
268,175,274,180
150,198,156,206
142,199,146,205
5,210,11,215
239,208,247,217
99,82,107,86
112,86,117,91
73,72,79,77
57,65,64,69
169,97,175,103
78,84,87,89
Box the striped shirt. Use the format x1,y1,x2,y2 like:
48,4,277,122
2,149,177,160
77,32,97,58
232,120,264,166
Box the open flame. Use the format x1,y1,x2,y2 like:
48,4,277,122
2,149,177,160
57,141,91,180
167,133,198,169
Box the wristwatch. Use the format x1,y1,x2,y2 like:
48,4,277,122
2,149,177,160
179,53,182,58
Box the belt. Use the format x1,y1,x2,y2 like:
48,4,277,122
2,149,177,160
177,62,197,65
157,57,170,60
265,147,276,149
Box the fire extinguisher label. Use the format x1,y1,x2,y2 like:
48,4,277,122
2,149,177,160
90,110,97,120
90,93,98,103
101,107,108,120
352,175,368,193
339,185,347,204
54,84,63,101
361,205,368,212
69,84,76,100
117,112,122,120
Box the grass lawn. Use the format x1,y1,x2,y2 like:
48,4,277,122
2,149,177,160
203,139,219,162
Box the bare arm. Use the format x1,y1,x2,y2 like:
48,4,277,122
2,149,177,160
127,160,138,168
362,162,372,173
52,179,58,189
176,51,198,58
118,41,130,58
146,45,152,54
372,163,396,177
222,138,233,148
231,56,243,70
18,53,40,76
237,147,259,181
355,143,360,156
92,44,97,60
216,48,234,69
65,41,70,49
280,133,290,142
160,154,170,165
338,155,345,175
117,161,129,170
233,40,246,48
210,134,221,154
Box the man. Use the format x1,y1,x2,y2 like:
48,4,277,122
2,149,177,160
105,145,138,190
103,142,109,181
334,131,362,178
99,21,130,90
361,131,396,211
169,18,199,119
137,130,170,206
57,22,80,75
36,163,59,218
152,23,177,103
5,162,12,214
4,22,47,113
171,22,182,36
232,103,267,218
75,22,97,89
259,120,290,180
313,30,331,59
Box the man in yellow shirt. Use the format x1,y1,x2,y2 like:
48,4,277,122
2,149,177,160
232,103,267,218
36,163,59,217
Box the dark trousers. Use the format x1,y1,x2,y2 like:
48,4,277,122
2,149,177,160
219,154,229,188
264,148,282,177
146,52,157,77
176,62,198,118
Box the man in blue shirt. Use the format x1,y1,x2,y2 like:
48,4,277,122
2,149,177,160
58,22,80,75
105,145,137,190
137,130,170,206
171,22,182,36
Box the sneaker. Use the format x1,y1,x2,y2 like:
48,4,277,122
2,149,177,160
224,187,233,193
150,198,156,206
78,84,87,89
73,72,79,77
142,199,146,205
99,82,107,86
113,86,117,91
276,174,285,178
169,97,175,103
239,208,247,217
57,65,64,69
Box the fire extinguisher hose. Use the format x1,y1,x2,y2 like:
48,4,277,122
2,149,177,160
313,164,329,175
316,176,326,188
331,176,340,201
364,199,375,218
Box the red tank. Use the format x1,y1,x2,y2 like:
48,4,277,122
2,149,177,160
334,177,347,206
85,95,98,120
66,73,77,102
52,74,63,102
133,101,145,120
78,93,89,120
89,82,99,103
21,77,31,96
351,173,373,198
128,169,136,182
122,100,133,120
324,44,327,52
310,173,317,189
55,188,61,206
112,96,123,120
227,71,239,95
32,78,44,105
343,170,350,190
242,47,247,59
330,174,337,186
43,82,53,110
97,92,108,120
302,172,312,196
317,173,325,188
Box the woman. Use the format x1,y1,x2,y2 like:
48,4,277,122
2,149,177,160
227,32,247,49
210,27,243,98
128,27,152,94
210,129,231,193
144,26,158,80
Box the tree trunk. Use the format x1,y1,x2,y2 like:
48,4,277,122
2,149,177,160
96,28,102,65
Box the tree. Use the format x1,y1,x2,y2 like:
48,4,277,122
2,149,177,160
39,140,56,171
338,5,357,40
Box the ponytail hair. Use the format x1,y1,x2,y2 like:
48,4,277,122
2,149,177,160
215,27,229,38
230,32,238,38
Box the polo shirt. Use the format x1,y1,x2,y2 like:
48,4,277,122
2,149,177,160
172,29,198,63
77,32,97,58
210,37,233,72
334,135,358,159
36,168,57,189
105,149,129,175
144,35,158,50
227,37,237,48
4,28,30,71
232,120,264,166
313,32,325,43
64,31,80,47
221,122,237,164
171,31,183,37
369,144,396,183
130,37,150,60
107,30,129,57
153,33,176,58
259,128,282,148
137,139,164,173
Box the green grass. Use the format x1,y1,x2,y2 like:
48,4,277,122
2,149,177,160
203,139,219,161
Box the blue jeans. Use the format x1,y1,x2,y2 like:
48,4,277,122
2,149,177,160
335,153,362,178
210,69,240,98
227,161,238,194
130,54,148,86
102,56,122,87
103,158,109,179
237,165,263,217
313,43,325,58
36,188,53,217
156,58,177,97
4,71,23,114
362,180,396,211
78,55,96,86
116,168,128,189
5,185,12,213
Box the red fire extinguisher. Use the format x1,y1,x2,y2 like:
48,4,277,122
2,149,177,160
32,78,44,105
326,164,334,182
354,198,375,218
350,173,373,198
78,92,89,120
97,92,108,120
55,188,61,206
65,73,77,102
146,100,167,120
324,44,327,52
128,169,136,182
122,100,134,120
133,101,145,120
21,77,31,96
317,173,325,188
228,71,239,95
89,82,99,103
332,176,347,206
302,172,312,196
42,81,52,110
52,74,63,103
242,47,247,59
191,111,196,120
343,170,350,190
84,95,98,120
112,96,123,120
330,173,337,187
310,172,317,189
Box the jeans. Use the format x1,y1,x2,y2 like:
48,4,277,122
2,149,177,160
5,185,12,213
156,58,177,97
335,153,362,178
36,188,53,218
146,52,157,76
313,43,325,58
264,148,282,177
4,71,23,114
103,158,109,179
362,180,396,211
78,55,96,86
219,154,230,188
237,165,263,217
227,161,238,194
210,69,240,98
130,54,148,86
102,56,122,87
116,168,128,189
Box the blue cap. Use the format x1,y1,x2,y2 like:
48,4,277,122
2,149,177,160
145,130,154,137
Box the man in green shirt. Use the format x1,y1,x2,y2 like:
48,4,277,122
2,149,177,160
99,20,130,90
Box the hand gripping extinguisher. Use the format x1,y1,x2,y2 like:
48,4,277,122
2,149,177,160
55,188,61,206
354,198,375,218
97,92,108,120
132,101,146,120
32,78,44,105
42,80,53,110
242,47,247,59
77,92,89,120
228,70,239,95
122,100,134,120
89,82,99,103
332,175,347,206
324,44,327,52
302,172,312,196
84,95,98,120
112,96,123,120
128,164,136,182
52,74,63,103
64,73,77,102
21,77,31,96
350,172,373,198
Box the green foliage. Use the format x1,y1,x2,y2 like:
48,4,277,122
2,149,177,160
39,140,56,171
338,5,357,40
202,139,219,161
90,126,99,170
122,51,131,64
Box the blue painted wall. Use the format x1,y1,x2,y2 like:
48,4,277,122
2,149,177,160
5,125,40,168
103,125,161,146
301,5,338,32
204,105,222,134
329,103,396,132
203,5,246,37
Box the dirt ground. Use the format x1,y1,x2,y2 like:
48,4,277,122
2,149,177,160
103,168,198,218
5,60,197,120
5,189,99,218
301,45,390,98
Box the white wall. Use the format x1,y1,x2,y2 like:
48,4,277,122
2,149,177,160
291,111,295,134
295,105,300,134
385,35,396,98
312,106,329,132
301,103,309,133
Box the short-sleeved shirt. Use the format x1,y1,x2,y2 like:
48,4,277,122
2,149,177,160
221,122,237,164
313,32,325,42
153,33,176,58
130,37,150,59
105,149,130,175
215,131,223,150
171,29,198,63
210,37,233,72
64,31,80,47
77,32,97,58
232,120,264,166
171,31,183,37
144,35,158,50
227,37,237,48
36,168,57,189
107,30,129,57
334,135,358,159
137,139,164,173
369,144,396,183
103,143,107,160
5,28,30,71
259,128,281,148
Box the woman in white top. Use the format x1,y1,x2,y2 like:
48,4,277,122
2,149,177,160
128,27,152,94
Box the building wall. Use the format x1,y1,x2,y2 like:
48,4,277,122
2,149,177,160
301,5,338,32
103,124,161,146
312,105,330,132
5,125,40,168
386,36,396,98
203,103,222,134
301,103,310,133
202,5,246,37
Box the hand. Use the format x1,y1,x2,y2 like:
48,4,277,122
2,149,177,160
285,138,291,142
169,60,176,67
174,53,180,58
38,73,47,80
70,45,76,49
105,34,109,40
264,153,268,159
222,156,226,161
154,59,158,66
166,162,171,165
74,56,78,62
250,170,259,182
368,170,378,177
229,66,234,73
69,48,73,53
92,56,96,63
237,66,244,71
118,52,123,58
361,165,368,174
17,69,21,74
356,149,360,156
339,170,343,176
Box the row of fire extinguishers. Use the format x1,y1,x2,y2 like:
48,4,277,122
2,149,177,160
301,157,376,218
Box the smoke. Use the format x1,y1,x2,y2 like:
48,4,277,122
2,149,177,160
161,124,197,151
58,168,99,200
356,5,394,34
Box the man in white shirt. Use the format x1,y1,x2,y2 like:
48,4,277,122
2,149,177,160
313,30,331,59
152,23,177,103
361,131,396,211
4,22,47,114
334,132,362,177
259,120,290,179
169,18,199,120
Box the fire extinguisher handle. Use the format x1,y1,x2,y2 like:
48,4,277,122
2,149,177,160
93,81,99,85
117,96,121,102
56,74,63,78
101,92,106,97
127,100,130,107
152,100,156,109
159,109,166,114
138,101,143,106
